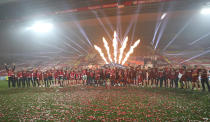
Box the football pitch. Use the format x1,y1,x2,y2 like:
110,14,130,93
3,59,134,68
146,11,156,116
0,80,209,121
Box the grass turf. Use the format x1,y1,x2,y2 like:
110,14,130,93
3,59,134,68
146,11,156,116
0,80,209,121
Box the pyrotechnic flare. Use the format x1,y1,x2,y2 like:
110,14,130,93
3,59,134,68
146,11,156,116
94,45,108,64
122,39,141,65
103,37,113,63
113,31,118,63
118,36,128,64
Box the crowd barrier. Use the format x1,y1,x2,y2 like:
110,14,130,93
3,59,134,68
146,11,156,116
0,76,7,81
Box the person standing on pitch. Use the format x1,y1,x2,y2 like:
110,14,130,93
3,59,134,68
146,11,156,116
5,63,16,88
201,68,210,92
22,69,27,88
27,70,32,88
17,71,23,88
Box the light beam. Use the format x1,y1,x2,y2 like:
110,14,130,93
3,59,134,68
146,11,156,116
92,10,112,41
189,32,210,45
75,22,93,47
152,21,162,45
162,22,190,51
180,50,210,64
154,16,169,50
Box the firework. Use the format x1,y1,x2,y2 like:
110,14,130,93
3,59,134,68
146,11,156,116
113,31,118,63
94,31,140,65
118,36,128,64
122,39,141,65
103,37,113,63
94,45,108,64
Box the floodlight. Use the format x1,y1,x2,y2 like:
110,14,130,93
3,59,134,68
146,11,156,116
161,13,167,20
27,21,53,33
201,7,210,15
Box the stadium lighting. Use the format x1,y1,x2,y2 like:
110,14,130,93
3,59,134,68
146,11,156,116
161,13,167,20
201,7,210,15
27,21,53,33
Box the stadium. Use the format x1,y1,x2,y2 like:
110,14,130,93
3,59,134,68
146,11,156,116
0,0,209,121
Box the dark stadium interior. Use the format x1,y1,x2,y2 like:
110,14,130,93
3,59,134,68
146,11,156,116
0,0,210,65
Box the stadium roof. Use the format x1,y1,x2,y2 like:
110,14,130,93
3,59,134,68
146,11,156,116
0,0,210,65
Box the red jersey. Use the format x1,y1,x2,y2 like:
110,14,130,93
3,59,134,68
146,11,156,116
201,70,208,79
148,70,153,79
95,70,100,80
36,72,41,79
165,70,171,79
27,72,32,78
90,71,94,78
110,69,115,79
9,70,15,77
76,73,81,80
44,72,48,79
82,70,87,75
64,71,68,77
158,70,163,78
17,72,23,78
54,71,59,78
47,72,52,77
39,72,43,80
186,70,192,78
170,71,176,79
33,72,37,78
181,70,186,81
22,71,27,78
59,71,64,76
192,69,198,78
70,72,75,79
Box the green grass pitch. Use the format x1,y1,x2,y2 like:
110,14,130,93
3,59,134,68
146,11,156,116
0,80,209,121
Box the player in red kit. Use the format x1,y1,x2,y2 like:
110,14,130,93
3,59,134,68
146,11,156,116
180,68,186,89
27,70,32,88
5,63,16,88
201,68,210,92
82,69,87,85
90,70,95,86
192,68,199,90
95,68,100,86
70,70,75,85
32,69,37,87
36,71,41,87
110,68,115,86
137,70,143,86
186,68,192,89
44,71,49,87
54,70,59,86
22,69,28,88
17,71,23,88
59,69,64,87
170,69,176,88
48,70,53,86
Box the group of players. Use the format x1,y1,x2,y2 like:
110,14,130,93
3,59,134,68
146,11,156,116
4,63,210,92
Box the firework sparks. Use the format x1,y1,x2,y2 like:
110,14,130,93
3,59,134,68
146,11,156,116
118,36,128,64
94,31,140,65
113,31,118,63
103,37,113,63
94,45,108,64
122,39,141,65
